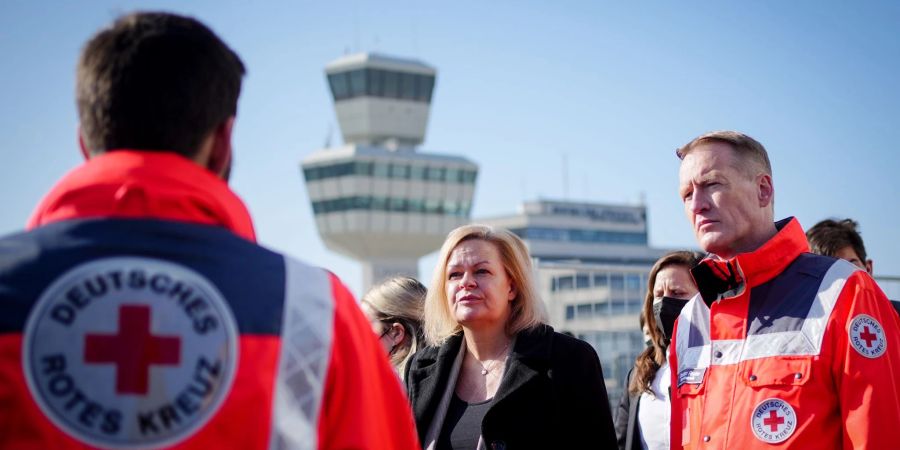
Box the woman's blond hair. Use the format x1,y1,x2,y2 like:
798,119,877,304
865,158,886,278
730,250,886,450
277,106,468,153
361,276,426,377
424,224,547,346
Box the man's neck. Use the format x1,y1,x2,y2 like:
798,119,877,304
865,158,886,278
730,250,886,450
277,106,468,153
714,223,778,260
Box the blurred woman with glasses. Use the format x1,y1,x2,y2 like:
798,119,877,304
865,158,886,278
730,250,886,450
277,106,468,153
362,276,427,380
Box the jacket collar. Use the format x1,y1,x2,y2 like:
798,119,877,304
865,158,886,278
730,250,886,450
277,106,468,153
492,324,553,407
692,217,808,303
406,324,556,443
407,332,464,439
27,150,256,242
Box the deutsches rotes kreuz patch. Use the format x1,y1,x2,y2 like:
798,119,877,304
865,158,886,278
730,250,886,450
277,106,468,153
750,398,797,444
848,314,887,358
22,257,239,449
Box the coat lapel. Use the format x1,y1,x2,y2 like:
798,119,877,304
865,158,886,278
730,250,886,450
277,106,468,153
491,325,553,408
627,373,640,450
407,334,464,434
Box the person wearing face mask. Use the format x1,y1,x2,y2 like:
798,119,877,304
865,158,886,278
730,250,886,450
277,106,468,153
362,276,427,380
615,251,703,450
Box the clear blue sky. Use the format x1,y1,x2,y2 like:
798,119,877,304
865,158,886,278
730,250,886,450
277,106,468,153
2,1,898,297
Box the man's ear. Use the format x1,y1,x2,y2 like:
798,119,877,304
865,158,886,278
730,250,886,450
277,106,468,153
865,259,874,276
78,126,91,161
757,173,774,208
207,117,235,180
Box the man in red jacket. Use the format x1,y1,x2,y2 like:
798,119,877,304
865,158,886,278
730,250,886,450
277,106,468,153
0,11,418,449
669,130,900,449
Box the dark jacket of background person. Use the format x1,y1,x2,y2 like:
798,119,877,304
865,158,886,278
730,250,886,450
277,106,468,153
614,369,641,450
406,324,617,449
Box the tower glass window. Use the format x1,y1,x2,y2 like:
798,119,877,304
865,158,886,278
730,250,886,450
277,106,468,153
400,72,416,100
328,68,434,103
328,72,350,100
410,165,426,180
427,166,445,182
367,69,384,96
390,163,410,179
383,71,399,98
373,162,389,178
349,69,366,97
418,75,435,102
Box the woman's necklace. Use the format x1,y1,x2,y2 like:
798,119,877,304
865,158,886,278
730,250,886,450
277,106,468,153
473,342,510,376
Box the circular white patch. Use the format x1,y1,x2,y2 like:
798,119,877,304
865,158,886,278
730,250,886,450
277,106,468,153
22,257,239,449
848,314,887,359
750,398,797,444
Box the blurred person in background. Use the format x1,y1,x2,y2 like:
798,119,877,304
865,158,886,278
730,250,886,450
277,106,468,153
807,218,900,315
807,218,873,274
362,276,427,380
0,11,417,449
406,224,616,449
615,251,703,450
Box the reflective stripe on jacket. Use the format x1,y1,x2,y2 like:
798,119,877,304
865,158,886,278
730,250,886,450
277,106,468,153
669,217,900,450
0,151,419,449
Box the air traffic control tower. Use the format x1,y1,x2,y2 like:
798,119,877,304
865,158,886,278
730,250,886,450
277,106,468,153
301,53,478,289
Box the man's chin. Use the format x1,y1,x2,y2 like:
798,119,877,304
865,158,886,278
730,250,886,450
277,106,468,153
698,234,727,256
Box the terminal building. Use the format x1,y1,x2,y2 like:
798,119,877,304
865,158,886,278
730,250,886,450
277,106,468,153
301,53,478,289
481,199,671,406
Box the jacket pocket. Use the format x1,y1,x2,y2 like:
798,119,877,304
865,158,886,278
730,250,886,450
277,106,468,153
738,356,811,388
675,366,707,397
674,366,707,448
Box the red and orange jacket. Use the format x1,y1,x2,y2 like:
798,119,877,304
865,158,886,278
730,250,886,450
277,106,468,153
0,151,419,450
669,218,900,449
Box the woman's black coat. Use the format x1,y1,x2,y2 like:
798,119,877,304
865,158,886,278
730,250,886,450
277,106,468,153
613,368,642,450
405,324,617,449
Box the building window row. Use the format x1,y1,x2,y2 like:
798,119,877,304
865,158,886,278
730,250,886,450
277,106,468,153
510,227,647,246
552,272,645,293
573,330,645,409
312,196,471,216
328,68,435,102
545,204,646,225
564,297,643,320
577,330,645,362
304,161,477,184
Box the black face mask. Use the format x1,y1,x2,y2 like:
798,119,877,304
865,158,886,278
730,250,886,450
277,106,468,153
653,296,690,345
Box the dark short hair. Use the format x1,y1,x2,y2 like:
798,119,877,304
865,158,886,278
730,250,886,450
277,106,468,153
676,130,772,177
77,12,245,157
807,218,868,262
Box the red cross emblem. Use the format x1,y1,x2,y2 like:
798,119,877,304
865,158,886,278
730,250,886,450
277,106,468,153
859,326,878,347
751,398,796,443
84,304,181,395
763,410,784,432
849,314,887,358
23,258,240,448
